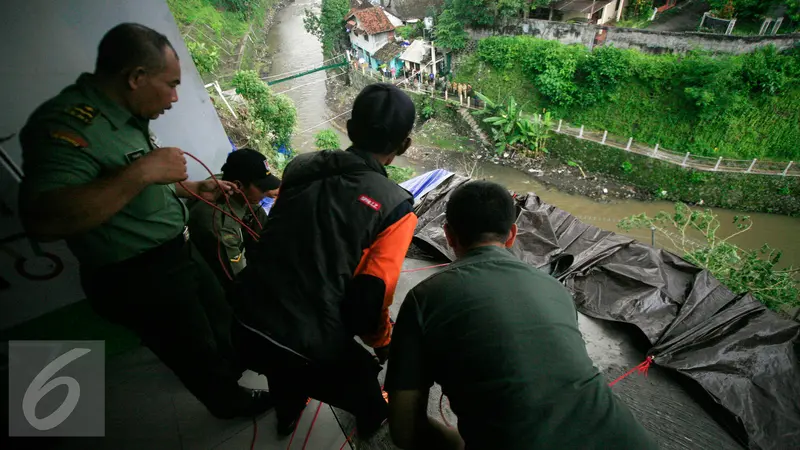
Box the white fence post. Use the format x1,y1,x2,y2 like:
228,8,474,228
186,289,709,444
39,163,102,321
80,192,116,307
772,17,783,35
213,81,237,119
699,12,708,30
713,156,723,171
626,137,632,151
759,18,772,35
557,119,562,132
682,152,690,167
747,159,757,173
652,143,659,156
601,130,608,144
578,125,584,138
783,161,794,176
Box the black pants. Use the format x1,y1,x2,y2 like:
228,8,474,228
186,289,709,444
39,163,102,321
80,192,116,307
81,234,249,417
232,321,387,429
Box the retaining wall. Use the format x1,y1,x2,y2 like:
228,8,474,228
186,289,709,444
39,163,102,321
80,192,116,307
468,18,800,54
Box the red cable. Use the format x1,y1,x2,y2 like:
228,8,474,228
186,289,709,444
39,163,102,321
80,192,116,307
435,356,655,431
179,151,259,238
339,428,357,450
401,263,450,273
178,180,258,239
300,401,323,450
285,403,309,450
607,356,654,387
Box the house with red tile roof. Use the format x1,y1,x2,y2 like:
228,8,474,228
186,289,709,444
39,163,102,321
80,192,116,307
345,6,404,73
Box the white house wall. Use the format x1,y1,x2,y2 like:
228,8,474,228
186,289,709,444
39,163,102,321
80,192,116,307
0,0,231,330
350,31,389,55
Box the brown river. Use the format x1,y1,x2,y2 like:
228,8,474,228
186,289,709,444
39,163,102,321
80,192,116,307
264,0,800,268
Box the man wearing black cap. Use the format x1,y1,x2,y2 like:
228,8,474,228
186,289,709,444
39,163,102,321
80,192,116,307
188,148,280,290
230,83,418,438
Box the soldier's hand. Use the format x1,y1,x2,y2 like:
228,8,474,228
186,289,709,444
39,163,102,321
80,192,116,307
138,147,188,184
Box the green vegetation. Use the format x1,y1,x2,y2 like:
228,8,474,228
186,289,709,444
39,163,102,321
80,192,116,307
303,0,350,57
457,36,800,161
414,120,476,151
443,0,552,28
548,133,800,216
396,23,424,41
168,0,251,38
229,70,297,167
386,165,416,184
314,129,341,150
433,9,469,51
619,203,798,313
187,41,220,74
473,94,552,156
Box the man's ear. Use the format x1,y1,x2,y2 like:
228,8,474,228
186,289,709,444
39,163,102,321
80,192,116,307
402,137,412,153
127,67,148,91
504,223,518,248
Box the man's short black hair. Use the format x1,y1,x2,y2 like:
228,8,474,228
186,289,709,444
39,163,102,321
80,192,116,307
446,181,516,248
96,23,177,76
347,83,415,155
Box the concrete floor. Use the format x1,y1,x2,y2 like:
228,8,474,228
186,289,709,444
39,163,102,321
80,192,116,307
3,257,744,449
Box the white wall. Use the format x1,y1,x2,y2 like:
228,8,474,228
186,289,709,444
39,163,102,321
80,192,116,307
0,0,232,330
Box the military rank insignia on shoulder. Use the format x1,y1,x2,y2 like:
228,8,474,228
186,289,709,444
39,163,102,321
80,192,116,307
50,130,89,148
66,104,99,125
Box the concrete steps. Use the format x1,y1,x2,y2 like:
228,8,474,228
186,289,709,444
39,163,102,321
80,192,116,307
457,108,492,149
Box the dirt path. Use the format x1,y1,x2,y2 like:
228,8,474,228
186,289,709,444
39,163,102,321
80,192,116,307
648,0,709,32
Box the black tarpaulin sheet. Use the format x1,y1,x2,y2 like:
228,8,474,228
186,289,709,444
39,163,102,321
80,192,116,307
411,174,800,450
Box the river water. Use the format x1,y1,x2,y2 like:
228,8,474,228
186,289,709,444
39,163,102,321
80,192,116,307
264,0,800,268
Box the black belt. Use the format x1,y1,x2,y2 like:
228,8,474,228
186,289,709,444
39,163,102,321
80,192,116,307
116,225,191,268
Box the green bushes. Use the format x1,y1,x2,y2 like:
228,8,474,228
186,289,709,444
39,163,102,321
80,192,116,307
467,36,800,161
187,41,220,75
231,70,297,147
619,203,799,312
314,129,340,150
548,133,800,216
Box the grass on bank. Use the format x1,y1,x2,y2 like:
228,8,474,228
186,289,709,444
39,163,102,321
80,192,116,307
455,36,800,162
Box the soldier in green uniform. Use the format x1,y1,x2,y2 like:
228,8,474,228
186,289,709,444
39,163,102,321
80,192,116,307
17,23,272,419
188,148,279,291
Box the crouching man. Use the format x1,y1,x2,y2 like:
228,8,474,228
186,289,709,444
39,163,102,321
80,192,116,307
385,181,658,450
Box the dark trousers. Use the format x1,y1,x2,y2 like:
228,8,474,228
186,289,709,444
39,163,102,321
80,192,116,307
231,321,387,429
81,234,249,417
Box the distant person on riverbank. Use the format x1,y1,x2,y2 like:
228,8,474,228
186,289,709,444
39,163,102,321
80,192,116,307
385,181,658,450
230,83,418,438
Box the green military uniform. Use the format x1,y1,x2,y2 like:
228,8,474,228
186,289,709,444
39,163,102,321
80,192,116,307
19,73,255,418
386,246,658,449
187,176,269,288
19,74,188,272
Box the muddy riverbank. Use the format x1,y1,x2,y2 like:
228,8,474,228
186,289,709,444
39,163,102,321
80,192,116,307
325,78,653,203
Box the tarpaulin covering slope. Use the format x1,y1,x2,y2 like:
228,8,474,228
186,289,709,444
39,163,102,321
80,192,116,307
409,172,800,450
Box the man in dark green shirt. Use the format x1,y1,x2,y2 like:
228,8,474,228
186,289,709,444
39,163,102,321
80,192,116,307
17,23,271,420
385,181,657,450
188,148,278,290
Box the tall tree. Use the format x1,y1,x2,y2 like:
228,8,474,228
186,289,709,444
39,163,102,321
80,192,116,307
434,9,470,50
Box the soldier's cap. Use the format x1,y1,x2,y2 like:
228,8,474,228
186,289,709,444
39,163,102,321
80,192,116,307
348,83,415,155
222,148,281,191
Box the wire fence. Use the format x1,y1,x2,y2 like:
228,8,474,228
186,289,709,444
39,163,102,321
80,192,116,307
355,68,799,178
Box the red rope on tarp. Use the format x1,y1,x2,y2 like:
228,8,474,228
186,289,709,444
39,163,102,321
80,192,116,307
607,356,654,387
437,356,656,430
300,401,323,450
401,263,450,273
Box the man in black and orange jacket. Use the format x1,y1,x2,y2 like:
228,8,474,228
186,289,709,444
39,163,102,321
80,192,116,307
230,83,418,438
